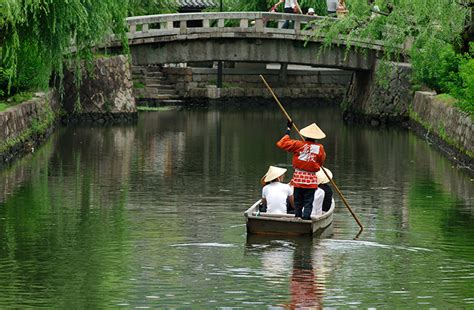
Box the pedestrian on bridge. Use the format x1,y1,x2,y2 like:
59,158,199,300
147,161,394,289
274,0,302,28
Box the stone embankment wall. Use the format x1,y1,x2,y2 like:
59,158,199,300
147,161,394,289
62,55,137,123
1,55,137,167
161,67,352,99
0,92,59,167
410,91,473,168
344,62,412,124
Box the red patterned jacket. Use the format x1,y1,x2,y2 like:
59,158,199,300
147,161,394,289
276,134,326,189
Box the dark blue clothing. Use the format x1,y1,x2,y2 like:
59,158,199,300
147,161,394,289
318,183,333,212
293,187,315,219
282,7,294,29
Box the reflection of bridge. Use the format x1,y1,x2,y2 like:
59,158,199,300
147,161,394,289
125,12,385,70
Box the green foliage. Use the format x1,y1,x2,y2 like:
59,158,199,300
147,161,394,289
0,92,33,111
455,57,474,113
134,81,146,89
0,0,170,101
128,0,176,15
411,40,460,93
307,0,472,115
0,102,8,112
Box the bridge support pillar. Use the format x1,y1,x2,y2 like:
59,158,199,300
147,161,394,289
343,61,412,124
278,63,288,86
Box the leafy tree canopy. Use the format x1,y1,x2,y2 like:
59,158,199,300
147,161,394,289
309,0,472,113
0,0,171,98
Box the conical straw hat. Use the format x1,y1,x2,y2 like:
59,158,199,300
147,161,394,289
261,166,287,183
300,123,326,139
316,167,333,184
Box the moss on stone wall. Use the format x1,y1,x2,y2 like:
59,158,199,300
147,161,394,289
0,101,56,154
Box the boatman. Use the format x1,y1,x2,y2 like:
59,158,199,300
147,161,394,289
276,121,326,220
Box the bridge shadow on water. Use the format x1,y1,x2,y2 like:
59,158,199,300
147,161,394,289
175,97,340,111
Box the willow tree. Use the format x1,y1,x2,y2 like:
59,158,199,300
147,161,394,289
0,0,175,99
128,0,176,16
309,0,473,113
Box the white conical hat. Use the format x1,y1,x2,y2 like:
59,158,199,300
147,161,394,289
316,167,333,184
261,166,287,183
300,123,326,139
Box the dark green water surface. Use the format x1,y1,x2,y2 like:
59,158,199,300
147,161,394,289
0,104,473,308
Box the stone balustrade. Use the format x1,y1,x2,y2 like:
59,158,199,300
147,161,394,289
124,12,386,51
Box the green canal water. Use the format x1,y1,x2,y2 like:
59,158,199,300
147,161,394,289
0,104,473,308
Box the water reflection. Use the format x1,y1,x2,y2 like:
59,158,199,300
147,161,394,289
246,225,333,308
0,104,473,308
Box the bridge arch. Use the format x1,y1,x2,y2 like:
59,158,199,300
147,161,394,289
124,12,382,70
120,12,411,121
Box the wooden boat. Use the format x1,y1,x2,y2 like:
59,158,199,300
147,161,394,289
244,199,335,236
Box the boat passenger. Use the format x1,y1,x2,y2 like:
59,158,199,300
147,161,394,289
261,166,295,214
276,121,326,220
311,167,333,216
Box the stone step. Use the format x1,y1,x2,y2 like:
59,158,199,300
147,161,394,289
131,66,147,74
160,99,185,104
146,71,165,77
145,66,164,73
145,86,177,95
145,78,169,84
146,83,176,90
136,99,185,108
140,94,181,100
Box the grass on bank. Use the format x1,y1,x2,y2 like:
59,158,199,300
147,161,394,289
435,93,474,120
0,92,33,112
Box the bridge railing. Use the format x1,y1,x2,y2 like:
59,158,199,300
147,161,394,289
126,12,332,38
124,12,390,51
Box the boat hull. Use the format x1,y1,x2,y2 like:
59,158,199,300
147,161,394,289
244,199,335,236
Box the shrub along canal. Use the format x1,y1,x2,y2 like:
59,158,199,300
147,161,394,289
0,103,473,308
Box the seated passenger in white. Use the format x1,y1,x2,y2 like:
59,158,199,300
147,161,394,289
311,167,333,217
261,166,295,214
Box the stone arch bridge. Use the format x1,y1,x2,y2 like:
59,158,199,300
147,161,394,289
113,12,412,120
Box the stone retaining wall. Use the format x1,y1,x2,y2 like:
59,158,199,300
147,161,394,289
0,92,59,167
411,91,473,169
1,55,138,167
344,61,413,124
61,55,137,123
162,67,352,99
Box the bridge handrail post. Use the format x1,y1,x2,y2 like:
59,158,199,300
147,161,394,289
218,18,225,28
180,20,187,34
255,18,264,32
294,20,301,35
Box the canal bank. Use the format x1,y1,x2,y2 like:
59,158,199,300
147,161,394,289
0,55,137,168
0,92,59,167
1,57,472,173
409,91,473,171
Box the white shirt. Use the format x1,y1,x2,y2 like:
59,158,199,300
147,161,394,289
262,182,293,214
327,0,337,12
284,0,297,8
311,188,325,217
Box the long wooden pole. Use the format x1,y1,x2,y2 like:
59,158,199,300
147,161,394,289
259,74,364,232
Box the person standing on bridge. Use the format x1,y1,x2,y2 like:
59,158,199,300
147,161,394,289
276,121,326,220
274,0,302,28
